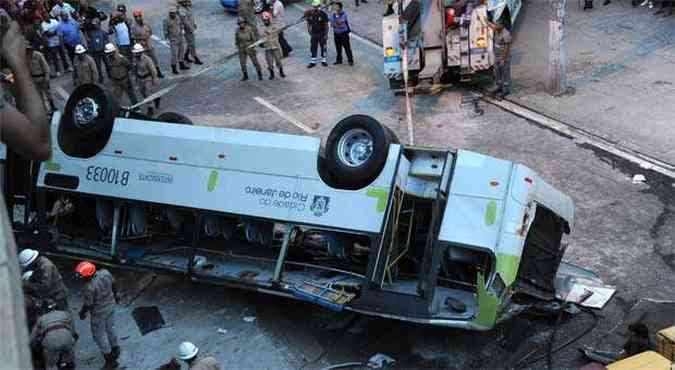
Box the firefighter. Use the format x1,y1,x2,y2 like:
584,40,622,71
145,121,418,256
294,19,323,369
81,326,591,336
305,0,329,68
104,43,138,105
131,9,164,78
488,20,512,97
30,299,78,370
178,0,203,65
72,44,99,87
26,43,56,111
132,43,160,116
260,12,285,80
163,7,189,74
76,261,120,369
19,249,69,311
177,342,221,370
235,18,262,81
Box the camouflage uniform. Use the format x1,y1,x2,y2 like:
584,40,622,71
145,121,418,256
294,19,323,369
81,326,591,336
73,54,99,87
30,310,76,370
163,13,185,66
24,256,69,310
107,52,138,105
131,21,160,71
189,356,221,370
178,2,199,60
261,22,283,76
235,23,261,76
134,53,159,112
28,50,56,110
82,269,118,355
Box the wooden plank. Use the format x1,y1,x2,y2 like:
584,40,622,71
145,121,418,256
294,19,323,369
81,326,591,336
0,195,33,369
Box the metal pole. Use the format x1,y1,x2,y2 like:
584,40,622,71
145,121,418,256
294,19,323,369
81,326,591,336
547,0,568,95
110,202,120,258
273,224,293,283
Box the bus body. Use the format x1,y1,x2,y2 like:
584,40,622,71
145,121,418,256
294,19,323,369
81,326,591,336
26,110,572,330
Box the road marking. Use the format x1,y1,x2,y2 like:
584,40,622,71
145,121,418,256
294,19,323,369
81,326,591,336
254,96,316,133
151,35,170,48
483,95,675,179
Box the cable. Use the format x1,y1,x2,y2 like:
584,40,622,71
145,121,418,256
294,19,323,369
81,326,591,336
319,362,364,370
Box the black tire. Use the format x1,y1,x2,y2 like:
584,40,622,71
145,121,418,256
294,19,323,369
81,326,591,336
323,115,392,190
384,125,400,144
155,112,193,125
58,83,119,158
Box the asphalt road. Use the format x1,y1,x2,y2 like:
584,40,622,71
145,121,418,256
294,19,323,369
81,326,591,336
46,0,675,369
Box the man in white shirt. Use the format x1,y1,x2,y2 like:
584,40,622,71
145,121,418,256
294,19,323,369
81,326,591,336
41,15,71,75
110,13,132,60
50,0,76,20
271,0,292,57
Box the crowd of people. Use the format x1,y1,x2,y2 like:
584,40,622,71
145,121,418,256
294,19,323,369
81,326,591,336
0,0,204,116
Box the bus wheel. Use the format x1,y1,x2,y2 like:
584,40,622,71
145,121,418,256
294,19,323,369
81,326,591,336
324,115,394,190
58,83,119,158
155,112,193,125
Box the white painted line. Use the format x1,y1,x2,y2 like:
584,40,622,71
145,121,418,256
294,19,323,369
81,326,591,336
254,96,316,133
483,95,675,179
55,85,69,100
151,35,170,48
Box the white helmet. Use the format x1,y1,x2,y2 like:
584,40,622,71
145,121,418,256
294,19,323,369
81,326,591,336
177,341,198,360
74,44,87,54
22,270,34,281
131,43,145,54
104,43,117,54
18,249,39,268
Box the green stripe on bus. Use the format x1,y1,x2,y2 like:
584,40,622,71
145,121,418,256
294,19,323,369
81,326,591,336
207,170,218,192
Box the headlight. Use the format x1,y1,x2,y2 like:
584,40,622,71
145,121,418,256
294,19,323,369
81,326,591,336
384,47,396,57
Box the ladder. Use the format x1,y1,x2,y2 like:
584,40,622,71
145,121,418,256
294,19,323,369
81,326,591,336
459,25,471,82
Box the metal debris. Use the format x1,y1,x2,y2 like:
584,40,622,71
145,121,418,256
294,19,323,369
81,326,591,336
367,353,396,368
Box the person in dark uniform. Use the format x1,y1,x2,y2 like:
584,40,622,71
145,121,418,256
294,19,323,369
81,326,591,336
305,0,329,68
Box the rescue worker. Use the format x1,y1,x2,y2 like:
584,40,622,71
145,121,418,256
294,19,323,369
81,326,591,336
132,43,160,116
163,7,189,75
19,249,69,311
26,43,56,111
72,44,100,87
488,20,512,97
177,342,221,370
260,12,285,80
235,18,262,81
131,9,164,78
237,0,258,37
30,299,77,370
178,0,203,65
271,0,292,57
76,261,120,369
305,0,329,68
104,43,138,105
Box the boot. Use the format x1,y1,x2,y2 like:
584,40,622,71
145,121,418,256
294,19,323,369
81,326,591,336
257,69,263,80
154,98,161,109
147,107,155,117
268,68,275,80
156,67,164,78
184,51,193,63
111,346,120,360
193,56,203,65
102,353,118,370
279,67,285,78
172,65,179,74
241,72,249,81
179,62,190,70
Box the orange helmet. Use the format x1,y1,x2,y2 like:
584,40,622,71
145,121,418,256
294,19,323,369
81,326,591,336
75,261,96,278
132,9,143,17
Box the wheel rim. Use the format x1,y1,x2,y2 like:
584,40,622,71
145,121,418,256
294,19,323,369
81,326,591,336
73,97,100,128
337,128,374,167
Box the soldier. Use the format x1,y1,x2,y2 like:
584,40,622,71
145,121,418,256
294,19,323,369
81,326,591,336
177,0,203,65
26,43,56,112
131,9,164,78
235,18,262,81
132,43,160,116
163,7,190,75
260,12,285,80
19,249,69,311
177,342,221,370
487,20,512,97
76,261,120,369
72,44,99,87
30,299,77,370
104,43,138,105
237,0,258,37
